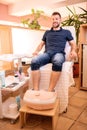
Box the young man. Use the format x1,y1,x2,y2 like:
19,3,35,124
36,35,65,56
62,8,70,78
31,12,77,91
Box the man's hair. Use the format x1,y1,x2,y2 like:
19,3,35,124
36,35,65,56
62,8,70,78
52,12,61,18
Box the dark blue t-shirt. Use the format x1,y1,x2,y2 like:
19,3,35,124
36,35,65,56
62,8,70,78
42,27,73,55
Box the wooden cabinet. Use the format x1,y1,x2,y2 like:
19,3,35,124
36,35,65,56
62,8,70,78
79,24,87,90
79,24,87,44
0,25,13,70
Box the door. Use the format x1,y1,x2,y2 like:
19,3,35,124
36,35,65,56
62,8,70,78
0,25,13,70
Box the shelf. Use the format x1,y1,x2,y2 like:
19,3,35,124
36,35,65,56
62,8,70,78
79,24,87,44
2,97,19,119
3,111,19,120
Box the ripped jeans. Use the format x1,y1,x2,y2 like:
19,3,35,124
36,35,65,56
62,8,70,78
31,52,65,71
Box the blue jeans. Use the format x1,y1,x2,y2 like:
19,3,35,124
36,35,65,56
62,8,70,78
31,52,65,71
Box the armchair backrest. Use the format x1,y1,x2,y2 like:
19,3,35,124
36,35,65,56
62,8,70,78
62,26,76,60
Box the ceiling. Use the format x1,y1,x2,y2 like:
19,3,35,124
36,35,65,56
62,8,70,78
0,0,87,18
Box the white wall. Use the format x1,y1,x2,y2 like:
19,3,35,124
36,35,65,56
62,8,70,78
11,28,45,55
11,28,45,63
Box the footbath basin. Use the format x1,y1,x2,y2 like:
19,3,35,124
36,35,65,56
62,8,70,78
23,90,57,110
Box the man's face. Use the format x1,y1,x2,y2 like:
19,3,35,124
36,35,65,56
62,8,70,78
51,14,61,28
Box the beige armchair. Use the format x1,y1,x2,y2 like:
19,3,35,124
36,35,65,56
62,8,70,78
28,26,76,113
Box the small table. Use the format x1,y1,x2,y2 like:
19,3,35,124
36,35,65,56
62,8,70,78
19,99,59,130
1,76,29,101
0,76,29,121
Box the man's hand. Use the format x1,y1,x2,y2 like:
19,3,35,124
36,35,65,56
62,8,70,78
69,51,77,61
32,41,45,57
32,51,38,56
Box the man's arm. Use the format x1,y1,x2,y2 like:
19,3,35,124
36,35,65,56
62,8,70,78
33,41,45,56
69,40,77,60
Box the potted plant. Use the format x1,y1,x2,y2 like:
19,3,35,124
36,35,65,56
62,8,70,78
61,6,87,44
61,6,87,77
21,9,44,30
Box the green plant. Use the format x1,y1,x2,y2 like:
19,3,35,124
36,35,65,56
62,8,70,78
79,7,87,23
21,9,44,30
21,18,30,28
61,6,87,44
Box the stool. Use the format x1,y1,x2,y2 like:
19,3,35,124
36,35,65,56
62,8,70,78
19,99,59,130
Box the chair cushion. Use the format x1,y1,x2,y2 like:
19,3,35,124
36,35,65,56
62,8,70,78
23,90,57,110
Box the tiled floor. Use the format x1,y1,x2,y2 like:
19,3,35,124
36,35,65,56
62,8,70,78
0,78,87,130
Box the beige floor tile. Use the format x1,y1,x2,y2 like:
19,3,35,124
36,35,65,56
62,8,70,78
33,126,45,130
23,125,41,130
77,107,87,125
74,91,87,99
40,116,53,130
70,121,87,130
0,117,36,130
69,96,87,109
5,123,32,130
23,114,42,130
56,116,74,130
62,105,83,120
0,118,14,130
69,86,79,98
0,119,7,128
0,123,18,130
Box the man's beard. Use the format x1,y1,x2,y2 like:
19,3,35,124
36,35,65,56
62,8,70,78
53,23,60,28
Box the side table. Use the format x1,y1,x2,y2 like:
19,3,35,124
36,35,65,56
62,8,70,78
0,76,29,121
